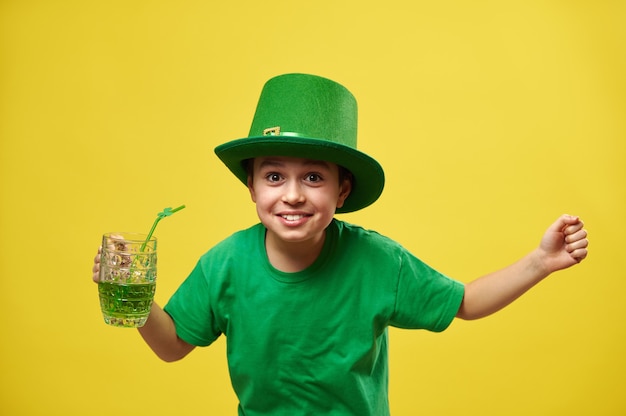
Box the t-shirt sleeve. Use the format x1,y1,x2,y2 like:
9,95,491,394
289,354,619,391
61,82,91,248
389,249,465,332
163,258,222,347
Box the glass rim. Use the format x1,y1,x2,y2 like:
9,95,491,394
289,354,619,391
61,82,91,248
102,232,157,243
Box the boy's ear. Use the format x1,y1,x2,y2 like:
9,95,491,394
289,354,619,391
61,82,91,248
336,178,352,209
247,176,257,202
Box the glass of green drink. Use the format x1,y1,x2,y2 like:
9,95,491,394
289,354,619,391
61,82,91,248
98,232,157,328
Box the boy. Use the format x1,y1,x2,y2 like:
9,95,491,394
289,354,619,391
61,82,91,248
92,73,588,415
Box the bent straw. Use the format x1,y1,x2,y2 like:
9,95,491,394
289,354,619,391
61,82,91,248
140,205,186,252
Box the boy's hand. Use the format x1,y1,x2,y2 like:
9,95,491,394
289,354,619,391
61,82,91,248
93,234,126,283
458,214,589,320
538,214,588,273
92,246,102,283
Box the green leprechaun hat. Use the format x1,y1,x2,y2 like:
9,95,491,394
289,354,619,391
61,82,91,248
214,73,385,213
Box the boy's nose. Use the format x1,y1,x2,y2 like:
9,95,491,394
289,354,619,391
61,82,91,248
281,181,306,205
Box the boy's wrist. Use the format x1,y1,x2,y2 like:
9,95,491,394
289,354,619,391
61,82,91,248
528,248,553,280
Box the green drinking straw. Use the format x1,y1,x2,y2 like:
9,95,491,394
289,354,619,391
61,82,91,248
140,204,186,252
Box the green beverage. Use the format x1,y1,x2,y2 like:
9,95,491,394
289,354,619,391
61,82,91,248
98,232,157,328
98,282,156,327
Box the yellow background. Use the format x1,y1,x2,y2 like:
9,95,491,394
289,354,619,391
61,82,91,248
1,1,624,414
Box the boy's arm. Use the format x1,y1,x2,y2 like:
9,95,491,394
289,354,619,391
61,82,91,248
92,248,195,362
456,214,588,320
137,302,196,362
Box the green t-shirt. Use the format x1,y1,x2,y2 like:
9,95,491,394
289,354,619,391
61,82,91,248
164,219,464,415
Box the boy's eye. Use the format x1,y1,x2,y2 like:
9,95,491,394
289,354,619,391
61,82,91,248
266,173,282,182
306,173,322,183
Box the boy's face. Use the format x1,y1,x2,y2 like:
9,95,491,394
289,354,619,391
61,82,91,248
247,156,351,248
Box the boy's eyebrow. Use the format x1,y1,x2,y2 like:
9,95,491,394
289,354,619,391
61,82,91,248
257,159,333,170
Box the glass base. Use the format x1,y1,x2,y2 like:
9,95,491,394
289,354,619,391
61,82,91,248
102,314,148,328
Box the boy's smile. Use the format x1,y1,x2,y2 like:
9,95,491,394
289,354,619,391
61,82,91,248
247,156,351,270
278,213,309,225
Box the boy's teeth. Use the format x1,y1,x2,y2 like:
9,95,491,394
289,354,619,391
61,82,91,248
283,214,303,221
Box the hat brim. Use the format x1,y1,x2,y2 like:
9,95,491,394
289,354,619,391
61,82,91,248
215,136,385,213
